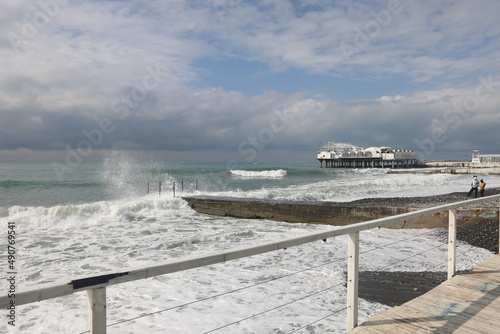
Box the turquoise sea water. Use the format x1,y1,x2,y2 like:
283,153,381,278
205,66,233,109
0,158,353,207
2,156,499,208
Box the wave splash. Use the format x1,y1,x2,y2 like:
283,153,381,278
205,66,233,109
229,169,287,178
2,195,191,234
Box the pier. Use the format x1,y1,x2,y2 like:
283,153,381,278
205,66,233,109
317,142,419,168
318,158,418,168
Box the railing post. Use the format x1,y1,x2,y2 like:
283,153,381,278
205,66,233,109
448,209,457,280
347,231,359,332
87,287,107,334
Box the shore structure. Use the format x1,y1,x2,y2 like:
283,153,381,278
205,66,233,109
471,149,500,163
403,161,500,175
317,142,418,168
402,150,500,175
182,188,500,228
182,191,500,310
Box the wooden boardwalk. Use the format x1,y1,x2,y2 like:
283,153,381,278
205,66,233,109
351,254,500,333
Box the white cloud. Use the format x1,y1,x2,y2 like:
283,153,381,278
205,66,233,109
0,0,499,162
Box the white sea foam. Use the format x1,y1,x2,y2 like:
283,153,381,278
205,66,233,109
202,170,500,202
229,169,287,178
2,210,492,333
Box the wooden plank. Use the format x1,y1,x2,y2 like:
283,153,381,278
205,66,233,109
357,304,446,332
412,284,471,304
352,255,500,333
0,281,74,308
456,309,500,325
463,255,500,283
448,209,457,279
347,232,360,331
409,299,467,317
87,287,106,334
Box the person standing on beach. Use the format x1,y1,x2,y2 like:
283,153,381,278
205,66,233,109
479,179,486,197
468,175,480,198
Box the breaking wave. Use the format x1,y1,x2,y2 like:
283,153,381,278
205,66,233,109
229,169,287,178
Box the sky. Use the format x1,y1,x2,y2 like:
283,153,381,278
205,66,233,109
1,0,500,165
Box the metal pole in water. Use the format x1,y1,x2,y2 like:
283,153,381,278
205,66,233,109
147,181,149,195
173,182,176,198
195,180,198,190
159,181,162,197
181,181,184,191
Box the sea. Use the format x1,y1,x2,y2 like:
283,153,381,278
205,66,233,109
1,152,499,334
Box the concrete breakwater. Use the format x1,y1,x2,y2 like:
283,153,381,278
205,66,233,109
388,167,500,175
182,193,500,228
405,161,500,175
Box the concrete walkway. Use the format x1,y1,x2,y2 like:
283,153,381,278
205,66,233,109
351,254,500,333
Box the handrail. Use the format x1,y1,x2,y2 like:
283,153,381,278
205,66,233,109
2,194,499,333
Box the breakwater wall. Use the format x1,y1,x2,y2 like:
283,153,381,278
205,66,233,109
410,162,500,175
182,196,499,228
388,168,500,175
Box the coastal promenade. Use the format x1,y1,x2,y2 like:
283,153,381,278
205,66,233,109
351,254,500,333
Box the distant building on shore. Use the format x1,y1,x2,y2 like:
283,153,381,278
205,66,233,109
471,150,500,163
317,142,418,168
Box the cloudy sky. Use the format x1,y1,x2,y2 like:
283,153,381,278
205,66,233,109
1,0,500,164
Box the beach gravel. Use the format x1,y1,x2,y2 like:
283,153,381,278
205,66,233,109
357,189,499,307
350,187,500,209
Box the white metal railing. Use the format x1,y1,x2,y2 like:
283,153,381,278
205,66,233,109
2,195,499,333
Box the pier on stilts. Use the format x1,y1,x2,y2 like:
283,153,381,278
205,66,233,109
317,142,419,168
318,157,418,168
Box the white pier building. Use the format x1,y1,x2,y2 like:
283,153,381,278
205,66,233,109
317,142,418,168
472,150,500,163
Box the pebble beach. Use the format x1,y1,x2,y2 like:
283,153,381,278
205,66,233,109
349,187,500,209
354,187,500,253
